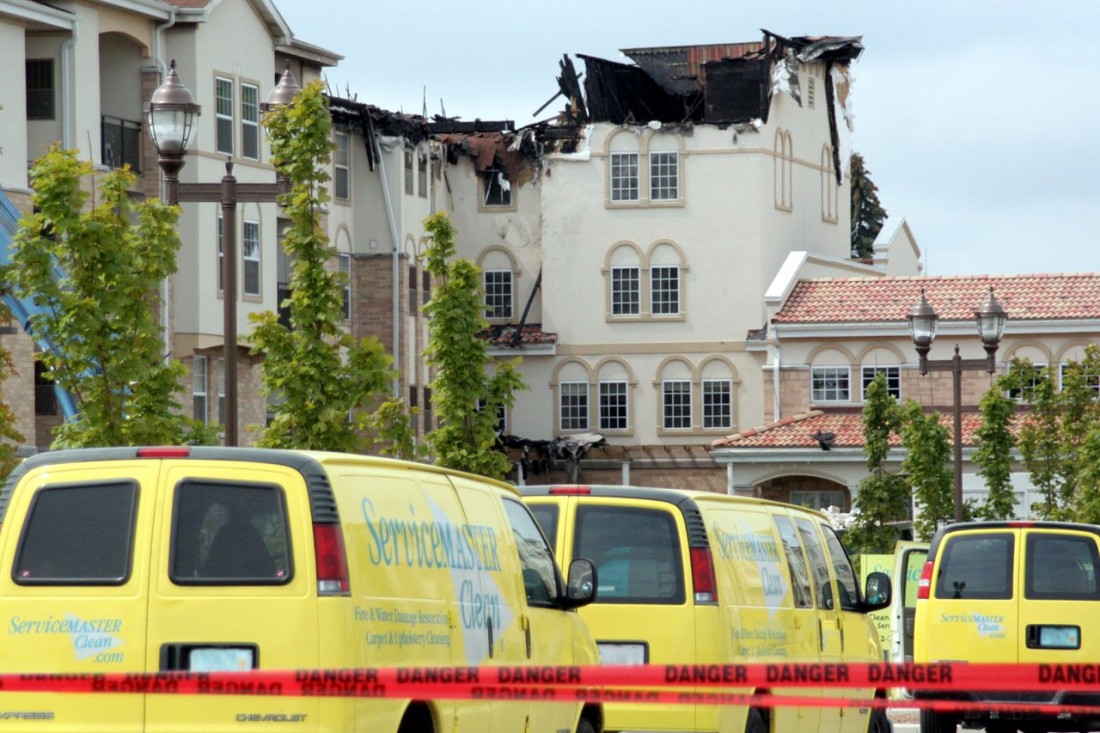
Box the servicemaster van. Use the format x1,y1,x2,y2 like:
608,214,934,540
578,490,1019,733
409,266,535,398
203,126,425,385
0,446,602,733
521,485,892,733
913,521,1100,733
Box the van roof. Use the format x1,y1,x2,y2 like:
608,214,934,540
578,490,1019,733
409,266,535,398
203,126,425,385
928,520,1100,555
6,446,517,496
519,484,827,517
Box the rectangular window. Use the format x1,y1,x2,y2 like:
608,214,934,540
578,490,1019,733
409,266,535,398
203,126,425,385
218,357,226,426
560,382,588,431
404,149,413,195
790,490,847,511
649,151,679,200
423,387,432,431
610,152,639,201
418,152,428,198
861,366,901,400
484,270,513,319
25,59,55,120
216,76,234,155
935,533,1014,600
482,167,512,207
243,220,260,296
662,380,691,429
1026,533,1100,600
650,265,680,315
217,215,225,292
170,481,291,584
193,355,208,424
702,379,732,429
1060,363,1100,394
14,483,138,584
422,270,432,305
339,253,352,320
334,131,350,200
1008,363,1048,402
241,83,259,160
812,366,850,403
477,399,507,434
599,381,628,431
611,266,640,316
408,264,418,312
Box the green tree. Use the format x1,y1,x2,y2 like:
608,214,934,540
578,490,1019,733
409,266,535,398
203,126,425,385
850,152,887,259
421,212,525,479
900,401,957,539
1011,348,1100,521
845,373,910,557
973,377,1018,520
0,337,24,479
4,145,208,447
249,80,392,451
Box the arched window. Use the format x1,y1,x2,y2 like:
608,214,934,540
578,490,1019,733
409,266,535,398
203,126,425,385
774,129,793,211
820,144,837,223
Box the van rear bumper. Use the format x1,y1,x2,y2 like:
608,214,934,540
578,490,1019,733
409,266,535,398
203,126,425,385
913,690,1100,731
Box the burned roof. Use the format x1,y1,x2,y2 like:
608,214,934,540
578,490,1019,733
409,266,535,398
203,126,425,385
560,31,863,127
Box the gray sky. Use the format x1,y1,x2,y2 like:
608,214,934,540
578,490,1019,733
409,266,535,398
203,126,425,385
274,0,1100,277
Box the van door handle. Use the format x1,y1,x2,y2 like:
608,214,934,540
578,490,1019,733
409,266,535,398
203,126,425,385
818,619,824,652
487,616,494,659
524,615,532,659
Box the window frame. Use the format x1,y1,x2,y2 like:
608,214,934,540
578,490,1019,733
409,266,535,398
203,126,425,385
559,381,589,431
193,355,209,424
610,152,640,202
861,365,901,401
242,219,261,297
483,269,513,320
339,252,352,320
215,76,234,156
662,379,692,430
812,366,851,403
25,58,55,120
611,266,641,317
333,130,350,201
649,151,679,201
649,265,680,316
702,378,733,430
241,82,259,161
479,166,514,209
598,380,629,431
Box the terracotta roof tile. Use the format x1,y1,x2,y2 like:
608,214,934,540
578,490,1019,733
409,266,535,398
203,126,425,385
773,273,1100,324
710,410,1010,450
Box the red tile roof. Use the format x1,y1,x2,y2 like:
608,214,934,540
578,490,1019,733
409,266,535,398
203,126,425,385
710,410,1001,449
773,273,1100,324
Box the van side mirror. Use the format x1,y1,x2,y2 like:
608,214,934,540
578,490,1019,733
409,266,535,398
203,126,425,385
563,557,598,609
863,571,892,611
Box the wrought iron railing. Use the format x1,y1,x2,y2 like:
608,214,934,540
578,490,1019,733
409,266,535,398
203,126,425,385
101,116,142,172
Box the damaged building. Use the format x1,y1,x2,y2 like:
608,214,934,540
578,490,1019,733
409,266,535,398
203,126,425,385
323,31,921,499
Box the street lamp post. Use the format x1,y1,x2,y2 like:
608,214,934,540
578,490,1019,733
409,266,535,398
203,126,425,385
907,286,1008,523
146,60,300,446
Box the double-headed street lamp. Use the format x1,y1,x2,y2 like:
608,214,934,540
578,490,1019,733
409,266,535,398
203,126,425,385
907,286,1008,523
146,60,300,445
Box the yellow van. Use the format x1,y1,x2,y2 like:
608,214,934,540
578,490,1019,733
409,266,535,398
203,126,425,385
521,485,892,733
913,521,1100,733
0,446,602,733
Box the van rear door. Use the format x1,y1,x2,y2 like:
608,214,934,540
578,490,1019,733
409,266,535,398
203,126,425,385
145,460,320,731
1018,527,1100,664
924,529,1019,663
0,460,157,732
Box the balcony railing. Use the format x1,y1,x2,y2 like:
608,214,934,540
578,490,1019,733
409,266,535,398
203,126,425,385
101,116,142,172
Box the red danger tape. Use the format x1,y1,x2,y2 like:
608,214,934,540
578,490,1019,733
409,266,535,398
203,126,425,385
2,663,1100,714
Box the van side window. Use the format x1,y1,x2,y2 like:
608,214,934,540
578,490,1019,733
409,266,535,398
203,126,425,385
14,482,137,585
773,515,813,608
170,481,291,585
574,505,685,604
935,533,1013,600
820,525,860,610
502,498,559,606
1026,534,1100,600
795,518,833,609
528,503,559,548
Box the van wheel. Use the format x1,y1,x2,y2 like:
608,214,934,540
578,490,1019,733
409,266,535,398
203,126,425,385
745,708,766,733
868,708,890,733
985,724,1017,733
575,716,597,733
920,709,956,733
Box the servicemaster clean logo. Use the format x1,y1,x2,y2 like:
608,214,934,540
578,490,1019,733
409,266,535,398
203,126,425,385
9,613,125,662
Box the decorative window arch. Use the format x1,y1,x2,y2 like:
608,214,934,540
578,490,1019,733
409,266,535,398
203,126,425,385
605,128,685,207
858,345,905,401
602,240,688,322
594,357,635,435
774,129,793,211
334,228,353,321
477,246,520,322
652,356,740,434
552,359,596,433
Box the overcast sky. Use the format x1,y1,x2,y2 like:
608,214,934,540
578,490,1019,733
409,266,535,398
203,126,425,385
274,0,1100,278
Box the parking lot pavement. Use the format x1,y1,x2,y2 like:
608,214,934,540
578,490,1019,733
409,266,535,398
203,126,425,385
888,707,919,732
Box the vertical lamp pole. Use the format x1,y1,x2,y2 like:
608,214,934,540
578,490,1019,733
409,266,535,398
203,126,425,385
147,60,299,446
907,287,1007,523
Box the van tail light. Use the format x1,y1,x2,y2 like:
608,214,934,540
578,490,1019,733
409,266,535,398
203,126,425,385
313,523,350,595
548,486,592,495
917,560,934,600
136,446,191,458
690,547,718,604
